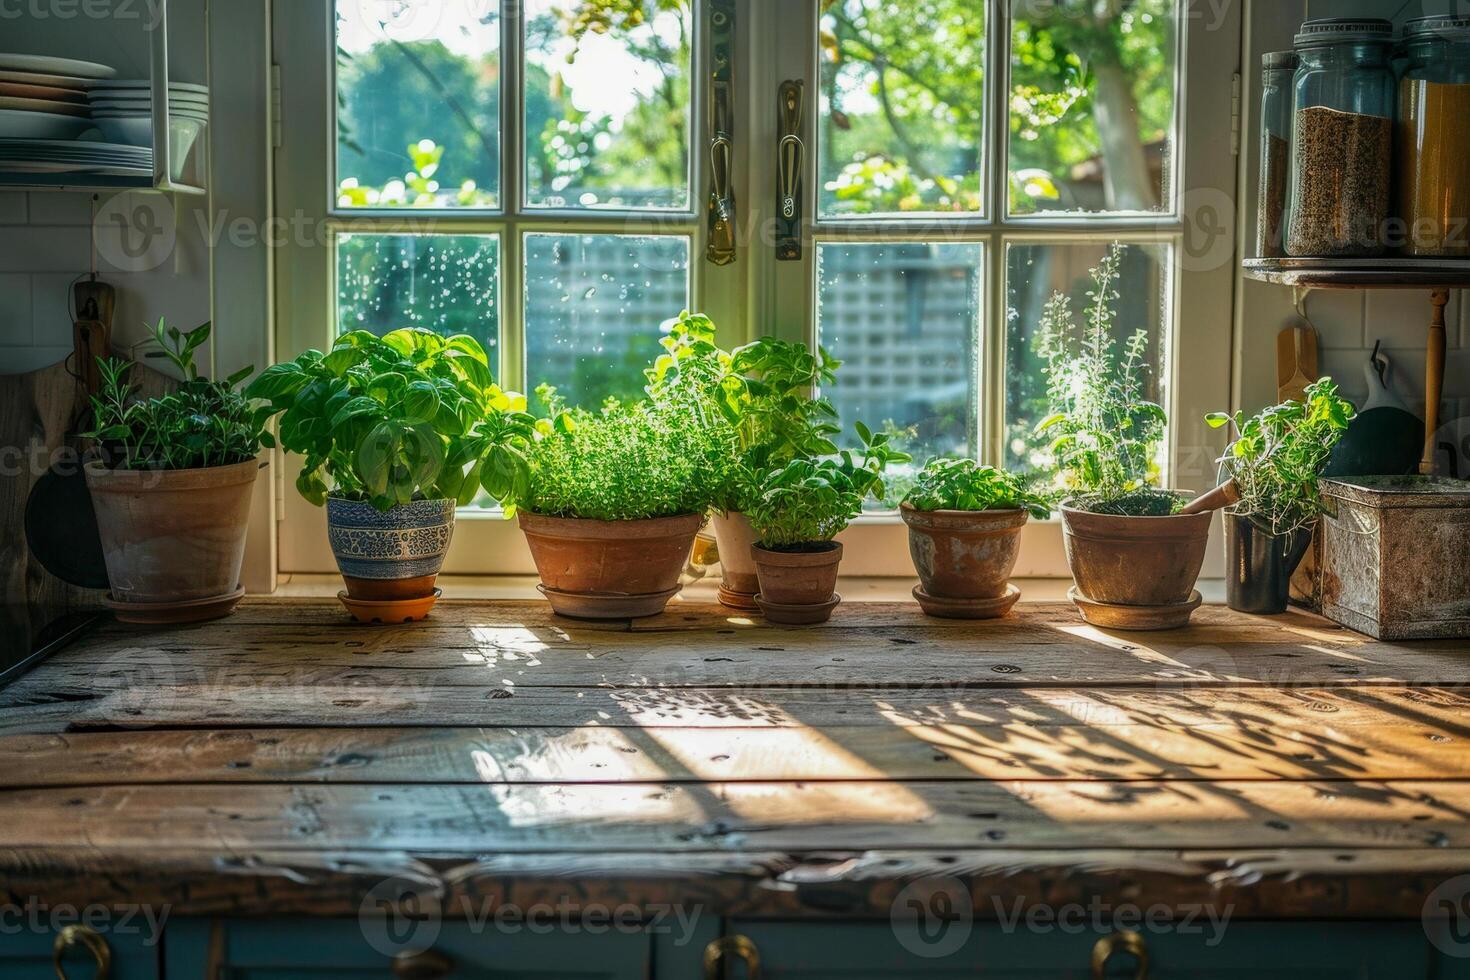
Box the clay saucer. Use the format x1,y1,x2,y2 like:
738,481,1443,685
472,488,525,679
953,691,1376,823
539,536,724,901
338,588,441,625
1069,587,1203,631
104,587,246,625
754,593,841,626
717,586,761,611
913,582,1022,620
538,584,681,620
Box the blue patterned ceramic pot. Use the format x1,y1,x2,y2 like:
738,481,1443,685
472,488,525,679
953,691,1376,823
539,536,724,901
326,497,455,600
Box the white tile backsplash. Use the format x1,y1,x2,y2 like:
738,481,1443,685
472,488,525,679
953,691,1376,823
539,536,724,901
26,192,95,226
0,193,26,225
1364,290,1461,352
1304,291,1367,349
0,226,91,275
0,274,34,347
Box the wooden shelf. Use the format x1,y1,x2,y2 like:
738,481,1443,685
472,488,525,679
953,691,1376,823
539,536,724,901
1243,257,1470,290
0,172,205,195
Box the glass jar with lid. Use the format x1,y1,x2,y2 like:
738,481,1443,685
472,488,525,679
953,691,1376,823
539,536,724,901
1285,18,1396,257
1398,15,1470,257
1257,50,1298,258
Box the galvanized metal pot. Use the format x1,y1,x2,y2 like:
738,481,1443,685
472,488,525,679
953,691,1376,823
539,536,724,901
1224,512,1312,615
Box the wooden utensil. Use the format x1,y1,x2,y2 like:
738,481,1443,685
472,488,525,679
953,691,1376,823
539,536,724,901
1277,323,1318,403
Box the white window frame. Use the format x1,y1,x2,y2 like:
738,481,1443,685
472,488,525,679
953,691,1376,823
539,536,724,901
271,0,1239,579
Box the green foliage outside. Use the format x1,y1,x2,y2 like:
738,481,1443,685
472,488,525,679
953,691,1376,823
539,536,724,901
902,458,1052,519
1207,379,1357,537
247,329,537,512
86,320,272,471
1034,243,1175,516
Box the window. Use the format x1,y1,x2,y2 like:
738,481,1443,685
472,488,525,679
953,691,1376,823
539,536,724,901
273,0,1239,577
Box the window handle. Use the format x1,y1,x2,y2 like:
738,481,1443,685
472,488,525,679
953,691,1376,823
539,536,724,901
776,79,804,261
706,0,736,266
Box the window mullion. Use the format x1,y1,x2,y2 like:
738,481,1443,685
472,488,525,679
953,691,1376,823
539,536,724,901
502,0,525,393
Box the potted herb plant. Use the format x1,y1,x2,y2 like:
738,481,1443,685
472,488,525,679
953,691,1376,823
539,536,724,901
1206,378,1356,614
505,385,734,620
900,459,1052,619
247,329,535,622
1036,244,1212,630
83,319,270,624
746,425,908,625
644,312,841,610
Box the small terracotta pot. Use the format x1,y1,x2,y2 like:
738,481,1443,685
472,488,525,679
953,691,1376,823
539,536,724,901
85,457,260,618
752,541,843,608
519,511,703,619
327,497,455,602
1060,497,1212,607
711,511,760,608
901,504,1027,600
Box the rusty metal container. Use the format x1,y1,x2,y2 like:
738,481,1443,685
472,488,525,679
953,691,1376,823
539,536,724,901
1319,476,1470,639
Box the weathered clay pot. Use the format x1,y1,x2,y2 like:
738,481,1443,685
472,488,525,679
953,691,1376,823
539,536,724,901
1225,511,1312,615
711,511,760,609
85,457,260,621
327,497,455,602
753,541,843,612
519,511,703,619
1061,498,1212,607
900,503,1027,613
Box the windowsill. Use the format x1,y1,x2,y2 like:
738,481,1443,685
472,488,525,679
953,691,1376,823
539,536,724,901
270,574,1227,604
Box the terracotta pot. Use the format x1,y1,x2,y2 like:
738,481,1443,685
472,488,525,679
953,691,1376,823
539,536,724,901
752,541,843,607
85,457,260,613
900,503,1027,600
711,511,760,608
518,511,703,619
1060,497,1213,606
327,497,455,601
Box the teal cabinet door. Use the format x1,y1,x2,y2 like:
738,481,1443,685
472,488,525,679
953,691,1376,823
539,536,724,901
166,917,669,979
2,928,159,979
727,920,1432,978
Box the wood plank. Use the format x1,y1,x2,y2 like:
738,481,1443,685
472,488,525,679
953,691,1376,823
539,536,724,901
0,844,1463,920
2,780,1468,852
8,686,1470,784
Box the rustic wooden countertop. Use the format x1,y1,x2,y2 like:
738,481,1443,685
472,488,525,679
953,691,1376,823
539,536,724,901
3,599,1470,920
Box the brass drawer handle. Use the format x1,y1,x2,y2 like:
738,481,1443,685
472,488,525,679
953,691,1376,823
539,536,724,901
53,924,112,980
392,948,455,979
704,935,761,980
1092,930,1148,979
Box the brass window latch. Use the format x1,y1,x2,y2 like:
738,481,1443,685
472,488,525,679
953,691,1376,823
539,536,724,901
776,80,804,261
706,0,736,266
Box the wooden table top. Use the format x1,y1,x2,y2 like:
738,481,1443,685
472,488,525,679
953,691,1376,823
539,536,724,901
3,598,1470,920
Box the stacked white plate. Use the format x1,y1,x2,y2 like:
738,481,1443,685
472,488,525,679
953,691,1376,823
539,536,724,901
0,54,114,140
0,138,151,177
85,80,207,178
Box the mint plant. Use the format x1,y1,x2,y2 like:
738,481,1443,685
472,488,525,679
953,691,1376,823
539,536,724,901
903,458,1052,519
247,329,536,511
1207,378,1356,536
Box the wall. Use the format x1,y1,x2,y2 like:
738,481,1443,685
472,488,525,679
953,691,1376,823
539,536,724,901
1238,0,1470,466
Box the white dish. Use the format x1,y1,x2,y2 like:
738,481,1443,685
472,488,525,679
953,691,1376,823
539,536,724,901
0,146,151,160
0,96,90,118
88,96,208,108
0,160,149,176
88,79,206,94
94,114,203,160
0,69,91,89
0,81,87,102
0,108,92,140
0,55,115,80
0,138,147,152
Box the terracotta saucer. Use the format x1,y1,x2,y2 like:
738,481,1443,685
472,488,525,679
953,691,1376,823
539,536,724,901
105,587,246,625
754,593,841,626
1069,587,1203,631
913,583,1022,620
338,588,441,625
717,586,761,611
538,584,681,620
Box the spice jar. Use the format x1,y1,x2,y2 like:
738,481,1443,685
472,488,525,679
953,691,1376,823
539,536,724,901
1257,50,1298,258
1398,16,1470,257
1285,18,1396,258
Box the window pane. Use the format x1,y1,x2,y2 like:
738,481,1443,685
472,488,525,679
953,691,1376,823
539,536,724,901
336,234,500,353
1008,0,1177,215
817,242,981,471
1004,242,1170,480
819,1,985,217
525,233,690,407
335,1,501,209
523,0,692,209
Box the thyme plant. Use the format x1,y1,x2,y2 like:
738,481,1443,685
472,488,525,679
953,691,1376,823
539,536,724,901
1034,243,1174,516
1206,378,1356,537
903,458,1052,519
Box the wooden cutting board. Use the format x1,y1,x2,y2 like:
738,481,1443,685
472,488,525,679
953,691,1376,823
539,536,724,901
1277,323,1319,403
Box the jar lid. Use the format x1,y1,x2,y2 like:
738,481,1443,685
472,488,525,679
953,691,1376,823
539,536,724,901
1403,15,1470,42
1294,17,1395,49
1263,50,1299,71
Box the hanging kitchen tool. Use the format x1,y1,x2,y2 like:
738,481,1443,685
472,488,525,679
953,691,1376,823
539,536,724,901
1325,339,1424,477
22,275,115,590
1276,293,1319,403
